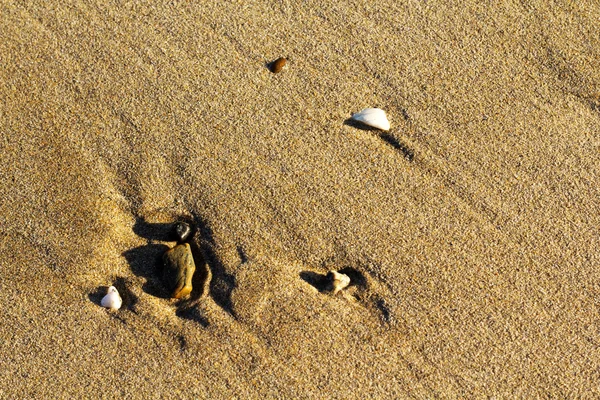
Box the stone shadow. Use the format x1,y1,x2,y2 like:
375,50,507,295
175,304,209,327
132,217,181,242
191,214,236,318
123,241,171,298
124,216,197,298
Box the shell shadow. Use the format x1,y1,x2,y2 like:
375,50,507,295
343,117,382,131
301,264,394,324
88,285,109,306
344,118,414,161
337,267,367,289
377,133,414,161
300,271,329,292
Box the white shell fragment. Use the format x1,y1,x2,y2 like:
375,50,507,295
351,108,390,131
327,271,351,295
101,286,122,310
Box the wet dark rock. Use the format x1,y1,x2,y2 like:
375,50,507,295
174,221,193,243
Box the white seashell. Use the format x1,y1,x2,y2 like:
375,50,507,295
327,271,351,295
101,286,122,310
351,108,390,131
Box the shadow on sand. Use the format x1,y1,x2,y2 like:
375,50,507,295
123,215,235,321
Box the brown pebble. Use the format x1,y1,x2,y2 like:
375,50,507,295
271,57,287,73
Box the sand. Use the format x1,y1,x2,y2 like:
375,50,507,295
1,0,599,398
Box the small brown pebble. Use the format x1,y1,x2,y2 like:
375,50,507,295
271,57,287,73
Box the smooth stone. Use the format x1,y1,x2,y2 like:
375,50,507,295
163,243,196,299
174,221,192,242
326,271,351,295
271,57,287,73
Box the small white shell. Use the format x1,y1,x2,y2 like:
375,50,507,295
101,286,122,310
328,271,351,295
351,108,390,131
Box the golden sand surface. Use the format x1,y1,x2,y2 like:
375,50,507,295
1,1,599,397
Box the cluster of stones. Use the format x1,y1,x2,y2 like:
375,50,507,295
162,222,197,299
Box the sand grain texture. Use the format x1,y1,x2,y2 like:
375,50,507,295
1,0,599,398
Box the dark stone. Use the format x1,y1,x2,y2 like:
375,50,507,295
174,221,193,242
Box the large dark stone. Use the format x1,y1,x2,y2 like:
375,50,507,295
162,243,196,299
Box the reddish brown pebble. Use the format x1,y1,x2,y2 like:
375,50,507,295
271,57,287,73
